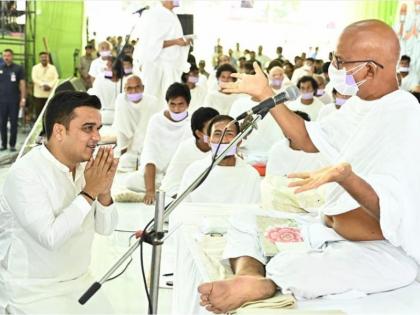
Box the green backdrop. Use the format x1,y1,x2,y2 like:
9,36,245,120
355,0,398,26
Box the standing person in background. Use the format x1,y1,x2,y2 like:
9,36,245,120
0,49,26,152
78,45,95,89
133,0,191,103
88,41,113,83
31,52,59,119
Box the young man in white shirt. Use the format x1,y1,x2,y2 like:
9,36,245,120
125,82,191,204
178,115,261,204
0,91,119,314
182,63,207,113
113,75,159,171
160,107,219,198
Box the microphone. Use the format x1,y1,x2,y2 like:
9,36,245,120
235,85,300,120
132,6,150,16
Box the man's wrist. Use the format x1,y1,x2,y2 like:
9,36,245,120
257,87,275,102
98,191,113,206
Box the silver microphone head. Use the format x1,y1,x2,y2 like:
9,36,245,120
284,85,300,101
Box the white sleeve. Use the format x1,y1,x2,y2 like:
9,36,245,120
94,201,118,236
3,167,92,251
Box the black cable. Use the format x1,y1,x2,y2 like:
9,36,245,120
140,238,153,314
104,233,137,282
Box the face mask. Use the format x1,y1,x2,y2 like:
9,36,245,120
100,50,112,58
399,66,409,73
124,68,133,75
301,92,314,100
104,70,113,78
316,89,325,96
203,135,209,143
188,75,199,84
169,110,188,122
335,97,347,106
270,79,282,88
328,62,367,96
210,142,236,157
127,92,143,102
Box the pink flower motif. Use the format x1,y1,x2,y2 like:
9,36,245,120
265,227,303,244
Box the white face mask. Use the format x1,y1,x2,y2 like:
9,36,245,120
328,62,367,96
399,66,409,73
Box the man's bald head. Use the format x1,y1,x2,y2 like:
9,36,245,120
124,75,144,98
125,75,142,87
335,19,400,100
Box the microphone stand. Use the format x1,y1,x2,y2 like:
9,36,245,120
79,114,264,314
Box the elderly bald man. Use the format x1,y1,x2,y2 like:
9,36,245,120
198,19,420,313
268,66,292,93
113,75,159,171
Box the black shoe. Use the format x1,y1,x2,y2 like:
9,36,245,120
9,147,16,152
0,147,7,151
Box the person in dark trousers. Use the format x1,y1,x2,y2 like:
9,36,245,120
0,49,26,151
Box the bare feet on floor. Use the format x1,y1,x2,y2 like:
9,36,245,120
198,275,277,314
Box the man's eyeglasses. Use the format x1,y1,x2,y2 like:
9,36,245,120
332,53,384,70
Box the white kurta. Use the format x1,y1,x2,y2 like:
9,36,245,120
229,97,284,159
113,93,159,170
188,85,208,113
88,76,120,125
266,138,324,177
133,3,190,102
0,145,118,313
125,111,190,192
178,155,261,203
88,57,108,79
286,96,324,121
317,102,339,121
204,91,243,115
305,90,420,265
160,137,209,197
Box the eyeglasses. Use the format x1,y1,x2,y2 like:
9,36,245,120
332,52,384,70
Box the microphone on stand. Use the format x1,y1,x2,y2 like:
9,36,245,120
132,6,150,16
235,85,300,120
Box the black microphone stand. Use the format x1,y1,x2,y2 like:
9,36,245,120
78,113,264,314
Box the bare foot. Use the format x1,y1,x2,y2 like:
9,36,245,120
198,275,277,314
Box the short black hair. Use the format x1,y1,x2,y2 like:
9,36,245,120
165,82,191,104
122,55,133,63
244,60,261,74
216,64,237,79
3,49,13,54
322,61,330,74
85,44,93,50
293,110,310,121
401,55,411,63
44,91,101,139
207,115,240,136
39,51,48,56
191,107,219,139
305,57,315,63
267,59,284,72
297,76,318,95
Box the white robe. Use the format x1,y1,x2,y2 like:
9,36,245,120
305,90,420,265
160,137,209,197
188,85,207,114
178,155,261,204
125,111,190,192
317,102,339,121
229,97,284,159
286,96,324,121
113,93,159,170
88,57,108,79
88,76,120,125
317,92,333,105
0,145,118,313
204,91,243,115
133,3,190,102
291,67,312,85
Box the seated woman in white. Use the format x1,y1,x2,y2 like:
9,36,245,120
160,107,219,198
317,88,351,121
286,76,324,121
178,115,261,204
124,83,192,204
113,75,159,171
88,57,121,125
182,63,207,114
204,64,243,115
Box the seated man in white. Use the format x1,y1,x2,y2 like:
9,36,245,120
178,115,261,204
160,107,219,198
229,95,284,160
268,65,292,94
0,91,118,314
204,64,243,115
125,82,191,204
113,75,159,171
286,75,324,121
88,40,113,83
197,20,420,313
88,57,121,125
399,55,418,91
291,57,314,85
313,74,333,104
317,88,351,121
182,63,207,113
